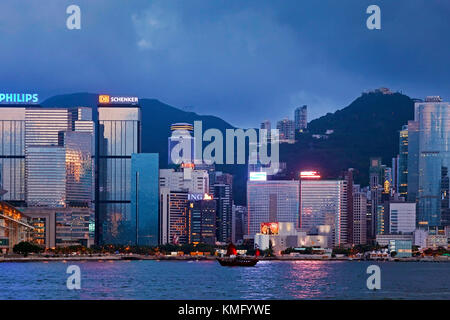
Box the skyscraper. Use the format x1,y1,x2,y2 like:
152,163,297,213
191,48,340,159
247,180,299,238
188,197,216,245
96,98,141,245
131,153,159,246
343,169,354,244
209,172,233,243
24,107,94,208
353,187,367,245
294,105,307,132
159,168,209,194
159,188,189,244
407,120,419,202
276,118,295,143
398,125,408,198
369,158,384,240
389,202,416,234
300,179,348,247
0,107,26,206
232,205,247,244
0,106,96,248
168,123,195,165
211,183,232,243
414,97,450,227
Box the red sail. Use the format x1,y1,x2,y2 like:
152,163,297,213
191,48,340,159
226,243,237,256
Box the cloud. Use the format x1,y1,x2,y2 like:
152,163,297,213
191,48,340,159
1,0,450,128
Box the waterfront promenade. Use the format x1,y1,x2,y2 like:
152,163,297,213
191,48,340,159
1,254,449,263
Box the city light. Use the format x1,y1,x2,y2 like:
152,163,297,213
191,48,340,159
249,172,267,181
300,171,321,179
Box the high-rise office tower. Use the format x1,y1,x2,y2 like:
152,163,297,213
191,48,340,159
0,106,95,248
159,168,209,194
232,205,247,244
211,183,232,243
96,99,141,245
343,169,354,244
389,202,416,234
300,178,348,247
441,167,450,226
26,146,66,207
24,108,94,208
392,155,399,194
159,167,210,245
159,188,189,244
353,187,367,245
168,123,195,165
247,180,300,238
0,107,26,206
209,172,233,243
398,125,408,198
131,153,159,246
407,120,419,202
63,131,93,208
276,118,295,143
188,198,216,245
369,158,384,240
294,105,307,132
414,97,450,227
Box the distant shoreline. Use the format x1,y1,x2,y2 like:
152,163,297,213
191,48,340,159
1,255,448,263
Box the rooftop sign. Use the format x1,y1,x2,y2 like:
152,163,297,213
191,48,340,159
0,93,38,104
98,95,138,105
249,172,267,181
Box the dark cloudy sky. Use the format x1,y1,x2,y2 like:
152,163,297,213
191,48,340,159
1,0,449,127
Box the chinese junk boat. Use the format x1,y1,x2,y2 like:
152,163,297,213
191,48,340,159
217,243,258,267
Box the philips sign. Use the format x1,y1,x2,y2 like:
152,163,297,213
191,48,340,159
0,93,38,104
98,95,138,105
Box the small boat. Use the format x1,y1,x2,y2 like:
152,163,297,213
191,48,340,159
217,255,258,267
216,243,258,267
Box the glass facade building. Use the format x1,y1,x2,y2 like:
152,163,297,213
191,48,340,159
300,179,348,246
247,180,300,238
131,153,159,246
63,131,93,208
407,120,419,202
414,99,450,227
188,199,216,245
96,106,141,245
0,107,26,205
26,146,66,207
211,183,232,243
24,108,94,208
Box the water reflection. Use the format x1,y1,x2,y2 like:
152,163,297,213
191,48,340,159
0,260,449,299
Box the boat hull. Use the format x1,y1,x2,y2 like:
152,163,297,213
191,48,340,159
217,257,258,267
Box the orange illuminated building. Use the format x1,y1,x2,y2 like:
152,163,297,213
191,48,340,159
0,201,34,253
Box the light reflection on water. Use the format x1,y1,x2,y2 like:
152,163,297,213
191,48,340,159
0,260,449,300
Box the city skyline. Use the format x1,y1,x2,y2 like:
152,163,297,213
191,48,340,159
1,1,450,303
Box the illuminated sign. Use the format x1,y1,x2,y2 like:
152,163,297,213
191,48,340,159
98,95,138,105
300,171,321,179
188,193,213,201
0,93,38,104
249,172,267,181
260,222,279,235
